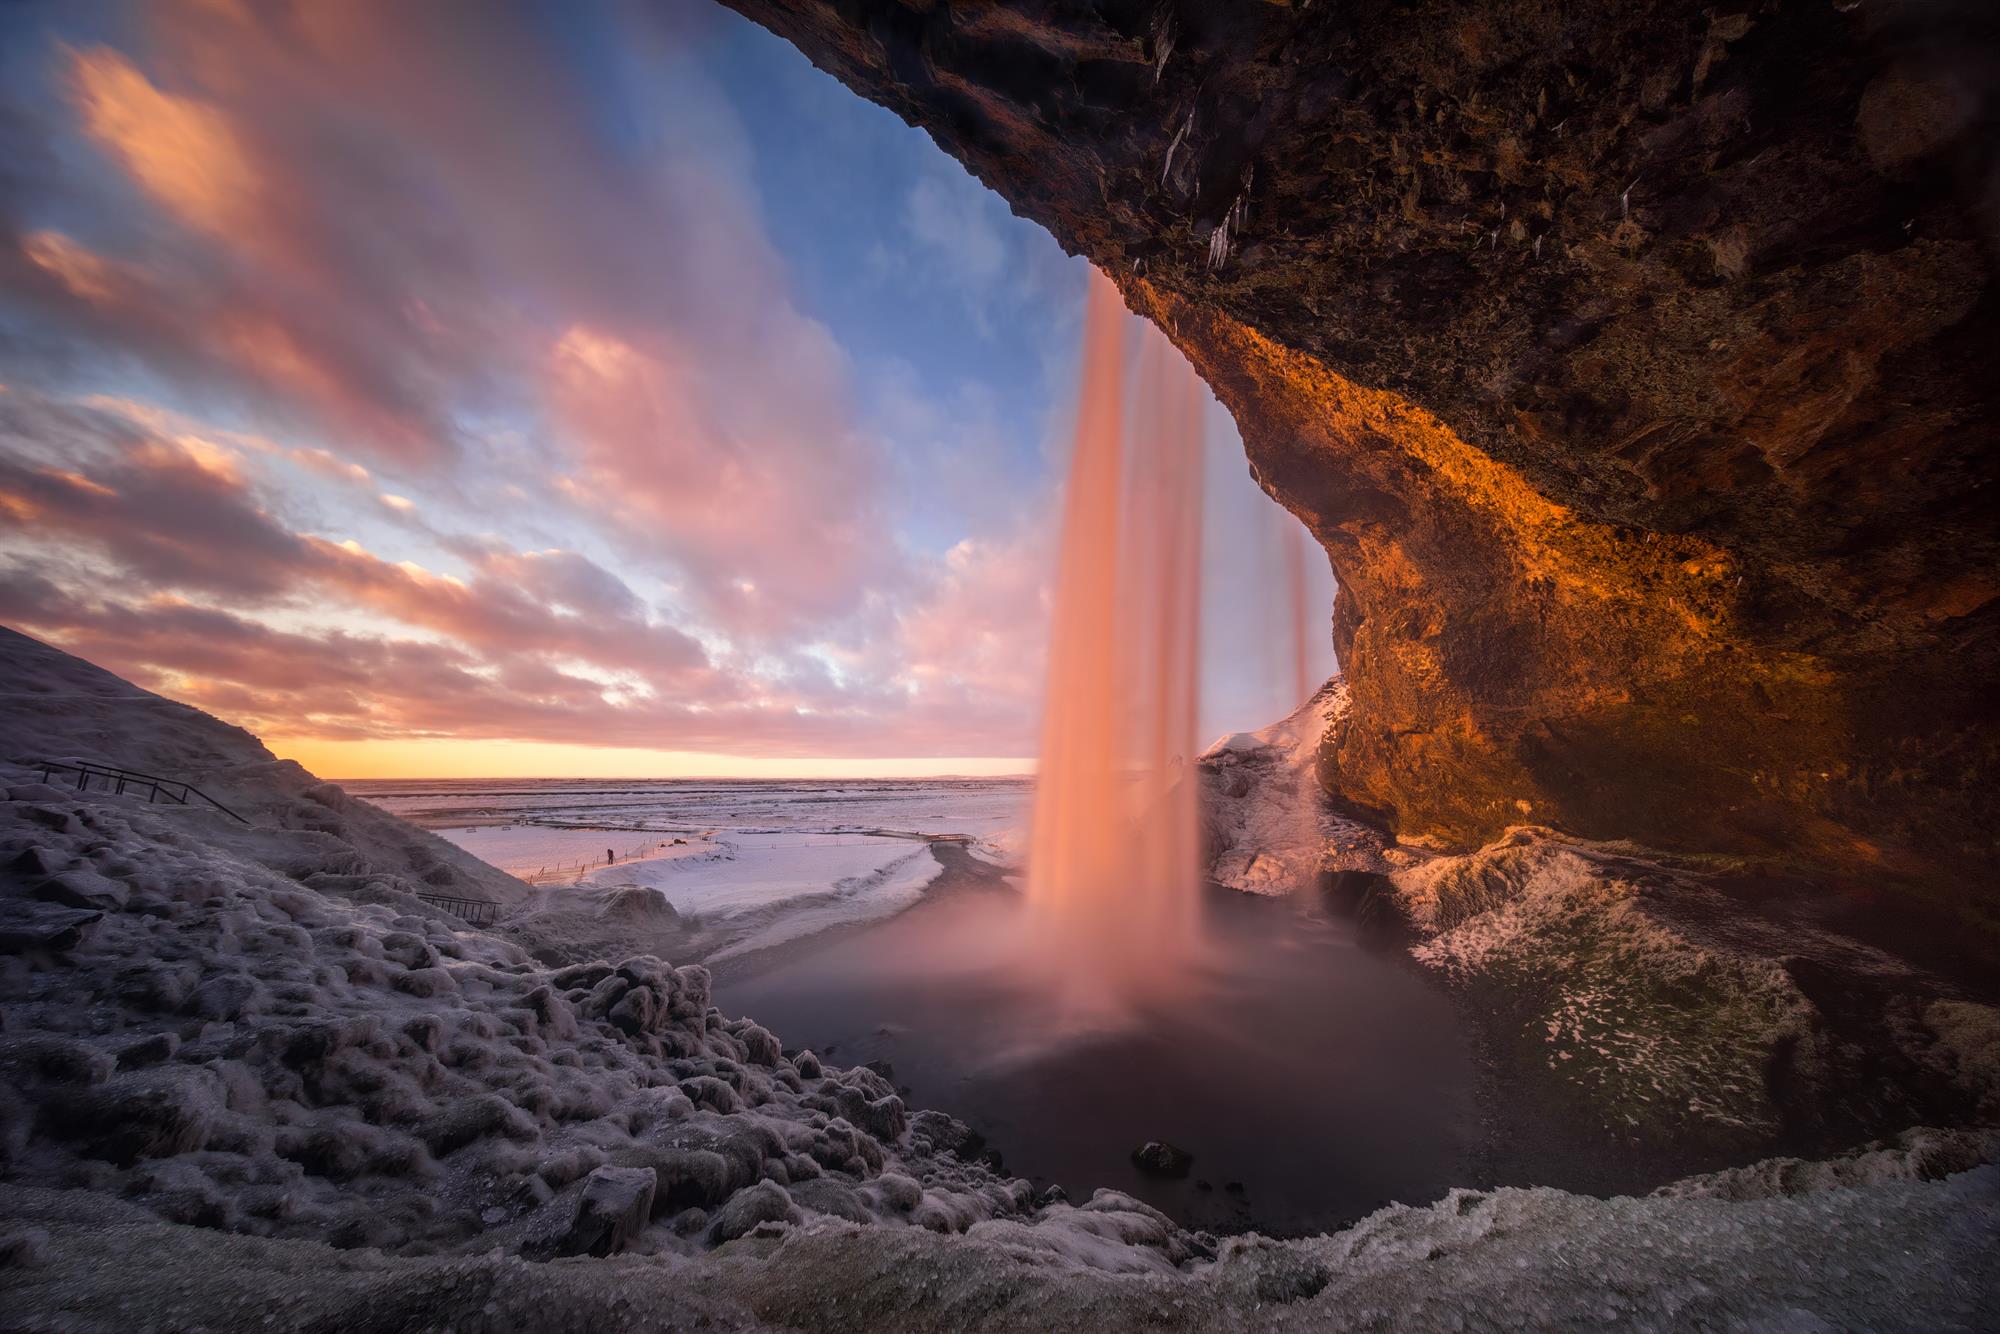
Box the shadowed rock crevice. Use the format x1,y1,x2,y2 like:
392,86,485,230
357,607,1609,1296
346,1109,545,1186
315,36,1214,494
722,0,2000,937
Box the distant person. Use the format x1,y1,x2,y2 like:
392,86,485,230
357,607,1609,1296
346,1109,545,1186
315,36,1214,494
606,848,614,864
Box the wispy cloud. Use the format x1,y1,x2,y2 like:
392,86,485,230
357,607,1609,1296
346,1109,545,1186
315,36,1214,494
0,0,1076,765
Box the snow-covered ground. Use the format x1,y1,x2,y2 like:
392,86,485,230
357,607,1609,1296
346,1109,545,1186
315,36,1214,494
353,777,1029,871
585,837,945,962
347,777,1027,967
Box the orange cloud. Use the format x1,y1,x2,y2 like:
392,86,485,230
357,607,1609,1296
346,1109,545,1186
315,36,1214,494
20,232,120,304
67,46,258,238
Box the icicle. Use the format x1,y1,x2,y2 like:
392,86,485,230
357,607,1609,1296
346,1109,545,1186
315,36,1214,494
1207,166,1253,271
1161,106,1195,189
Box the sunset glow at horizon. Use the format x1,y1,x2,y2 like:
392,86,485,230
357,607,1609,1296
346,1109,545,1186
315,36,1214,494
273,735,1036,784
0,0,1334,780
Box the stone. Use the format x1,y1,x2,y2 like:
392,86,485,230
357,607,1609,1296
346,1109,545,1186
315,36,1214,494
30,869,127,912
1131,1141,1194,1178
38,1067,221,1165
555,1165,656,1258
706,1179,799,1244
185,973,264,1021
0,901,101,954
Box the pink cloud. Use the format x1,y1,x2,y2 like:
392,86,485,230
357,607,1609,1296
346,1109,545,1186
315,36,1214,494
0,3,1067,762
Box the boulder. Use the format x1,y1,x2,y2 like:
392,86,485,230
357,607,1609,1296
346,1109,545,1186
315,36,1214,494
37,1067,221,1165
706,1179,799,1244
1131,1141,1194,1178
555,1165,656,1258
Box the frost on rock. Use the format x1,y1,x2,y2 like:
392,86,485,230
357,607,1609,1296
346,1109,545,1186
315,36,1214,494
1390,829,1819,1144
1200,678,1381,894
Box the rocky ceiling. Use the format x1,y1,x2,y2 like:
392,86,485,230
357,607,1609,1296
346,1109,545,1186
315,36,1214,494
721,0,1999,936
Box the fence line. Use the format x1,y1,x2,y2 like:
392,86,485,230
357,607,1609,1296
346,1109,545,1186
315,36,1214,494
513,828,976,886
521,835,681,886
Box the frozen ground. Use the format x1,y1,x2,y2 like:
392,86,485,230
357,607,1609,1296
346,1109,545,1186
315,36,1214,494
590,837,946,963
2,628,1996,1329
349,776,1026,966
353,777,1028,872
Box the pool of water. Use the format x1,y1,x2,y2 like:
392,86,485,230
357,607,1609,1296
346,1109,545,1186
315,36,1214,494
718,869,1478,1236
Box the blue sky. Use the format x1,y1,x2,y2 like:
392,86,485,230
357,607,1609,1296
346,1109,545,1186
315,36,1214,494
0,0,1332,776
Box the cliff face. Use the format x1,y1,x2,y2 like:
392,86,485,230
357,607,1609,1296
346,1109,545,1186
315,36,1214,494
723,0,1999,923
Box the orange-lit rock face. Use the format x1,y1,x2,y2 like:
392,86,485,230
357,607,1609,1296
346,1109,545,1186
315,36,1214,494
726,0,1999,933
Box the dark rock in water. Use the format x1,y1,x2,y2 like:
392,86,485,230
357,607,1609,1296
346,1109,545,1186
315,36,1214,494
1224,1181,1246,1196
555,1165,656,1258
0,901,100,954
1036,1184,1068,1208
909,1109,987,1162
1195,1179,1214,1192
1132,1141,1195,1178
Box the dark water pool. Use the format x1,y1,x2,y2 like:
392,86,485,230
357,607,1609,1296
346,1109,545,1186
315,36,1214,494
717,867,1477,1236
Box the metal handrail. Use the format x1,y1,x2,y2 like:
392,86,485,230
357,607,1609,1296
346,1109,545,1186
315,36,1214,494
31,758,250,824
413,893,502,926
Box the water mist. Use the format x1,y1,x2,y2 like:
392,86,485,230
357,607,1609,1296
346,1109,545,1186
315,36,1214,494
1026,270,1208,1014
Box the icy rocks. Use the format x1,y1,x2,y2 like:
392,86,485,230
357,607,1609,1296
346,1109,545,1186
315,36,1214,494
0,1036,115,1088
554,1165,656,1258
0,1224,50,1269
420,1094,537,1157
0,756,1113,1270
806,1067,907,1142
707,1179,799,1243
30,869,127,913
1131,1141,1194,1178
38,1067,221,1165
0,900,101,954
185,973,264,1021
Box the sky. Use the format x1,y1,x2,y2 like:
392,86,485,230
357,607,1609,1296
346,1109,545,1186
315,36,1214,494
0,0,1335,779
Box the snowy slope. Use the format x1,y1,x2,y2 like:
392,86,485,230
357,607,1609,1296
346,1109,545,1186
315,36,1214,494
0,626,528,908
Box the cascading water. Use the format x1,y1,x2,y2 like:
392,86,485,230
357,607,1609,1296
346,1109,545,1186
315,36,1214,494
1281,519,1315,710
1025,269,1208,1014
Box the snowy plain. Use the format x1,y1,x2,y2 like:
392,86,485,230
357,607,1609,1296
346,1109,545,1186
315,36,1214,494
349,777,1030,965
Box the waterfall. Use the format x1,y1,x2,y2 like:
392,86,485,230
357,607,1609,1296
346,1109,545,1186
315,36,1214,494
1025,269,1207,1014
